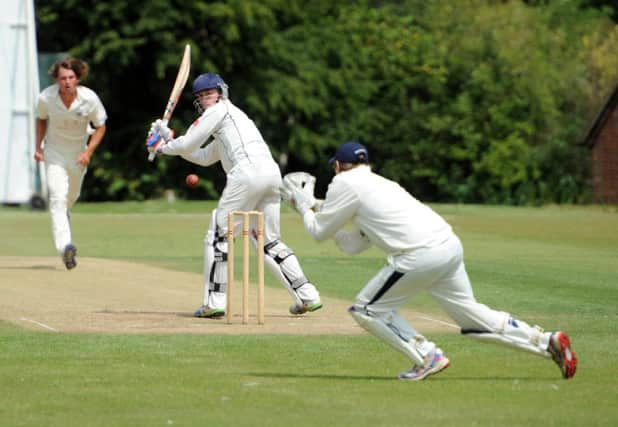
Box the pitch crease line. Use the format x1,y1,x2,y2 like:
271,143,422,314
415,315,459,329
19,317,60,332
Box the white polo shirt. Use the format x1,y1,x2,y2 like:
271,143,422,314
37,84,107,156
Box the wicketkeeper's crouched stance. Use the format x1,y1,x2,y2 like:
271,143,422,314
282,141,577,381
147,73,321,318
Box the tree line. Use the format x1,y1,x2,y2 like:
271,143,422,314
35,0,618,204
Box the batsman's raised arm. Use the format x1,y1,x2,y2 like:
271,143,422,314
156,103,226,157
177,139,221,167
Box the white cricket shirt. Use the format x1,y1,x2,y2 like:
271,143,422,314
37,84,107,152
162,99,275,173
303,165,452,254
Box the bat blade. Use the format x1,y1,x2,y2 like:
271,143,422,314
147,44,191,161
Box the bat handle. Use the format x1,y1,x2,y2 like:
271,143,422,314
146,131,161,162
146,131,161,147
146,120,169,162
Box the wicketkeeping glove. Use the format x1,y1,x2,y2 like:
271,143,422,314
280,183,294,205
281,171,318,212
289,186,316,215
334,228,372,254
283,172,316,197
281,177,317,215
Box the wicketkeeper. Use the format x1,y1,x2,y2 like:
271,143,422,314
282,141,577,380
147,73,322,318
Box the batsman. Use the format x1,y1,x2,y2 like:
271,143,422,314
147,73,322,318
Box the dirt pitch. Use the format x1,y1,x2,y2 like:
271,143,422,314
0,256,456,335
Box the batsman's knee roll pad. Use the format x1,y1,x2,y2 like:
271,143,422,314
264,240,293,262
264,240,309,290
204,211,229,293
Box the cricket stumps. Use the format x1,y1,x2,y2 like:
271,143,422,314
226,210,265,325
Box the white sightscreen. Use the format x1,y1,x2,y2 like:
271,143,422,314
0,0,41,205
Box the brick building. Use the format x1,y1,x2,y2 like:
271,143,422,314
583,85,618,204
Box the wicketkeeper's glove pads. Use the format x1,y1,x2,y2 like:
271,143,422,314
281,172,318,215
284,172,316,196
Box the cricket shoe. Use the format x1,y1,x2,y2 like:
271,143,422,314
399,348,450,381
548,331,577,379
289,299,323,315
62,244,77,270
193,305,225,319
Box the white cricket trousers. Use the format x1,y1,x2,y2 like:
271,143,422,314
356,232,549,356
204,160,320,309
45,162,86,254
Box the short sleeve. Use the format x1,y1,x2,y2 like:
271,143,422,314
36,93,48,120
88,93,107,128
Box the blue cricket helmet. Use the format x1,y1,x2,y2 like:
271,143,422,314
192,73,229,98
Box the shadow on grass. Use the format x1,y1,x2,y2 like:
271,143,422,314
96,310,317,321
248,371,557,382
0,265,57,270
96,309,192,317
248,372,395,381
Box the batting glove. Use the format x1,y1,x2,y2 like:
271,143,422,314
150,119,174,142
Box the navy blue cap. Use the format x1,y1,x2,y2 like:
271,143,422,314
329,141,369,164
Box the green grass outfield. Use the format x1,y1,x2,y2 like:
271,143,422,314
1,201,617,427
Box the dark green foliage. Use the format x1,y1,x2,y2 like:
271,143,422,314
35,0,616,204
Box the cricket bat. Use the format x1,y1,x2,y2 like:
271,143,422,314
147,44,191,161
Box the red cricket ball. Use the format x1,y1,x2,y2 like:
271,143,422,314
186,174,199,188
